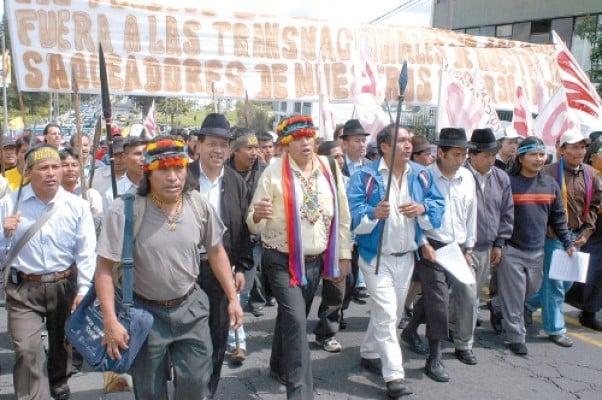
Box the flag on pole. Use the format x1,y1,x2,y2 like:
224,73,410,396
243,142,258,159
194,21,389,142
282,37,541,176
512,86,536,137
534,85,577,146
351,38,389,141
143,100,158,138
436,63,501,133
317,60,336,140
244,90,250,128
535,75,549,114
552,30,602,130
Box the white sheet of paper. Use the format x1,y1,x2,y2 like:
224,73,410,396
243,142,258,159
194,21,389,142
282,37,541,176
549,250,590,283
434,243,476,284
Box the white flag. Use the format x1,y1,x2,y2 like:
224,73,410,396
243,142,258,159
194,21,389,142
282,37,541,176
143,100,158,138
436,64,501,133
552,30,602,130
512,86,536,137
534,86,577,146
351,39,390,141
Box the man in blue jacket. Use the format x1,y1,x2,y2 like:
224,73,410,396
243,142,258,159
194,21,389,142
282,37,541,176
347,124,444,398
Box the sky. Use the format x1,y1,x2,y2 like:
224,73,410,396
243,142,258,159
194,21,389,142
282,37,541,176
200,0,432,27
0,0,432,27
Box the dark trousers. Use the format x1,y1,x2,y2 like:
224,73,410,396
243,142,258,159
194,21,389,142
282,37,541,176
249,244,274,308
263,248,322,400
566,240,602,313
198,259,229,397
313,277,346,340
6,275,76,400
341,245,359,313
412,257,450,341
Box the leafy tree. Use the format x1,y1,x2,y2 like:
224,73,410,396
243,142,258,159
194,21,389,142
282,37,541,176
154,98,194,127
233,100,275,132
574,15,602,97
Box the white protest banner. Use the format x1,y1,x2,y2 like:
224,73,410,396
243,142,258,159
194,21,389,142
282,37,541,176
6,0,560,107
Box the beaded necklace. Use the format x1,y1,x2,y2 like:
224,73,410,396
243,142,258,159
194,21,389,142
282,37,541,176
292,166,323,225
150,193,183,231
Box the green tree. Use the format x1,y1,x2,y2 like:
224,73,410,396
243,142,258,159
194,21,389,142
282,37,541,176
233,100,275,132
574,15,602,97
155,98,193,127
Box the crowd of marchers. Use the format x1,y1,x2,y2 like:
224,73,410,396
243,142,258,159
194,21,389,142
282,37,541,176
0,116,601,400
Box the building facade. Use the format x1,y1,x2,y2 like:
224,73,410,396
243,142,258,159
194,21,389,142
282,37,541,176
432,0,601,79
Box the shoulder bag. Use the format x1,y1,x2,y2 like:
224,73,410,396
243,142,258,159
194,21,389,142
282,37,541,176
66,194,153,373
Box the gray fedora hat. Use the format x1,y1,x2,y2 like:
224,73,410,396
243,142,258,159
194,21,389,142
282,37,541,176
469,128,498,152
436,127,471,148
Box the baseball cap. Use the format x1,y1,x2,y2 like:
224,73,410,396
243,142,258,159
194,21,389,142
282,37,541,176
494,126,521,141
558,129,591,147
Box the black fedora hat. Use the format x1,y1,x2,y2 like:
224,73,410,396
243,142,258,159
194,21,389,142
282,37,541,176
436,127,471,148
196,113,232,139
469,128,498,152
340,119,369,138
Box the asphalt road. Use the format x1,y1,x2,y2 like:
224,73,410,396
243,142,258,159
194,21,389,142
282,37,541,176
1,290,601,400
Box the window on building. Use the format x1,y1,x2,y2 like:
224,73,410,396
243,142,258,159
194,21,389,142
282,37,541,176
466,27,479,36
479,26,495,37
512,22,530,42
530,19,551,43
496,24,512,38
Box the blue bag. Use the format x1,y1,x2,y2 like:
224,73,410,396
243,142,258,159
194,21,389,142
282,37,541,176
66,194,153,373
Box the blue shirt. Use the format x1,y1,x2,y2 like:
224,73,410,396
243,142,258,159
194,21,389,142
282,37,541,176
0,185,97,295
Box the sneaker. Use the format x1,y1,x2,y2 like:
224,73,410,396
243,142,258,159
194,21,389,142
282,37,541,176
230,348,246,364
316,336,342,353
548,334,573,347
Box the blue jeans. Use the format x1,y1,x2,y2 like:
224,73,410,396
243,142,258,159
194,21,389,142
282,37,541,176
525,238,573,335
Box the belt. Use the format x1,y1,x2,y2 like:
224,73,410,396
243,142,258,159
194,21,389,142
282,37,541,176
199,253,208,261
264,247,324,263
17,264,76,283
135,285,196,307
389,251,411,257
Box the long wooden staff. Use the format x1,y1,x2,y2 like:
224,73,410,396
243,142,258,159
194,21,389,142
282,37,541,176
375,61,408,275
99,44,117,199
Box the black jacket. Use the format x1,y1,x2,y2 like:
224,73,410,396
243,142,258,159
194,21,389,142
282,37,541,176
225,157,267,195
189,161,254,272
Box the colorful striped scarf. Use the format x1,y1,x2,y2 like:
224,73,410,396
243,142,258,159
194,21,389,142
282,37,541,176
281,154,340,287
557,157,593,222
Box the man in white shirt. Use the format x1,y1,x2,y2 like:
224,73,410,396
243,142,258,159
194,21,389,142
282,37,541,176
102,136,146,210
401,127,478,383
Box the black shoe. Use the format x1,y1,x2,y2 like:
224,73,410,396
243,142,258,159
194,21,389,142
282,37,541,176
425,357,449,382
488,301,503,334
386,379,413,398
401,329,429,356
51,384,71,400
509,342,528,355
360,357,382,375
354,287,369,299
454,349,478,365
579,311,602,331
267,297,277,307
249,305,265,317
